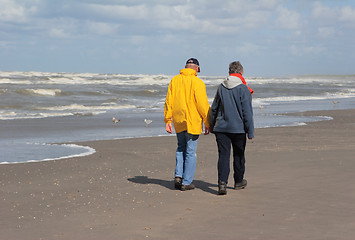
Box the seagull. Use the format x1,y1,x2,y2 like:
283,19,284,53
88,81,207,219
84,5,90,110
259,105,265,109
332,100,339,104
112,117,120,124
144,118,153,127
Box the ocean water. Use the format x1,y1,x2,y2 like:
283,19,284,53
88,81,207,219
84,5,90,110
1,71,355,164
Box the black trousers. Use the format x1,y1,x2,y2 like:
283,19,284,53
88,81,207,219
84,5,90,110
215,132,247,184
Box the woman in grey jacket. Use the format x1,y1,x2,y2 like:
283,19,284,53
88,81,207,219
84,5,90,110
209,61,254,195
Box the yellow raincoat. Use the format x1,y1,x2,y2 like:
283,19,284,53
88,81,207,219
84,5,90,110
164,68,210,135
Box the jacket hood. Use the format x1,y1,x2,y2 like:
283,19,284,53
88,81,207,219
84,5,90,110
222,76,242,89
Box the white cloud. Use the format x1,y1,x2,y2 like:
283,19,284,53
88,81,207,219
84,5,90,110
49,28,67,38
0,41,10,48
312,2,335,19
340,6,355,23
155,5,197,31
318,27,336,37
236,42,261,55
86,21,120,35
45,18,80,39
83,1,276,35
243,10,272,29
0,0,36,23
275,6,301,29
312,2,355,24
222,0,281,13
130,35,147,45
290,44,324,56
258,0,281,9
86,3,150,20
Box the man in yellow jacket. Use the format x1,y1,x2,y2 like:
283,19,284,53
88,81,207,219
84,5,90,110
164,58,210,191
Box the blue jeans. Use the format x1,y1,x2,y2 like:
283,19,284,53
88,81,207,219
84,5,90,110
175,131,199,185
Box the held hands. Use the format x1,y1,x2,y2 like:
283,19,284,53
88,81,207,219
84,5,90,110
166,123,210,135
204,126,210,135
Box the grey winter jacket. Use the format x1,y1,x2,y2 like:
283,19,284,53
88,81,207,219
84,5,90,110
209,76,254,138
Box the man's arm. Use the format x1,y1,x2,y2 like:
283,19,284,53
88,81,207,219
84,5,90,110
164,81,173,126
209,88,220,132
241,87,254,139
195,81,211,133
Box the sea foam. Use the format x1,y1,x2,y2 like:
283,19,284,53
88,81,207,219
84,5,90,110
20,89,62,96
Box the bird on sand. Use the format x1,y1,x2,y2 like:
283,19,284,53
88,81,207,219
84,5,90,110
144,118,153,126
112,117,120,124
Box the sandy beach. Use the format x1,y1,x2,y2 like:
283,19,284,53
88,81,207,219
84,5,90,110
1,109,355,240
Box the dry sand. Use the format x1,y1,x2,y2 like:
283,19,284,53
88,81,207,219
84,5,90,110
1,109,355,240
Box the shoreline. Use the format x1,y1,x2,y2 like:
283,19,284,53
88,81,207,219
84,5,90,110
0,107,347,165
1,108,355,239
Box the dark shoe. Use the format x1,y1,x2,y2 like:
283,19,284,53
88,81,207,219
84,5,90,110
174,177,182,190
218,181,227,195
234,179,247,190
181,183,195,191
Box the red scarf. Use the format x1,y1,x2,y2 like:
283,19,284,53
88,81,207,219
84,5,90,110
229,73,254,95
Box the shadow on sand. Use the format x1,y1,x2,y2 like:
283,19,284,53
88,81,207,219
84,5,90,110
127,176,219,195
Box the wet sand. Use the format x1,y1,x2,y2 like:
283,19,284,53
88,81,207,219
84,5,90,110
1,109,355,240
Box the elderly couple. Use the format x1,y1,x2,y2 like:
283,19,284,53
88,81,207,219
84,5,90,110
164,58,254,195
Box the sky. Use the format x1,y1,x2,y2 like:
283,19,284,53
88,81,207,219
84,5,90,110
1,0,355,77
